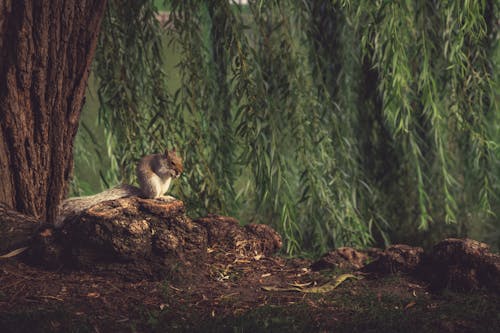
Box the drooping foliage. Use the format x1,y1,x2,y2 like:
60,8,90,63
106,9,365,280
76,0,500,254
91,0,175,187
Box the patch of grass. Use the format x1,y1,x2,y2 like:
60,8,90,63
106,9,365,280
331,289,500,333
3,287,499,332
131,274,500,333
219,304,317,333
132,304,318,333
0,308,93,333
138,303,318,332
132,303,193,332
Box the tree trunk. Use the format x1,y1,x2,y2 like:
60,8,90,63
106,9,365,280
0,0,107,222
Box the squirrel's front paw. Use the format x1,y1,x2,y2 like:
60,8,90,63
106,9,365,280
156,195,176,202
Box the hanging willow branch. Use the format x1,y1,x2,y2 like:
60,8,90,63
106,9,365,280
77,0,499,254
93,0,174,187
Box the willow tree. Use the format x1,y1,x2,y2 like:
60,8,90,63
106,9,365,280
80,0,499,254
0,0,107,222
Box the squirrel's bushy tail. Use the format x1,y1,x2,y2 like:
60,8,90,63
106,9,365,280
55,185,142,228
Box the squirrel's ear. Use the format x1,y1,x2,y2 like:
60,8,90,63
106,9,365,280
164,149,169,158
171,147,176,153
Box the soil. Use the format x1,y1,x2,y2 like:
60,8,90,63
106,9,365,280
1,250,499,333
1,200,499,332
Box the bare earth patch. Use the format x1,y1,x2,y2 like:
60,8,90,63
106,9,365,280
1,250,499,332
1,199,499,332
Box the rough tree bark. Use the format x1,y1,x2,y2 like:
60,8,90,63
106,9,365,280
28,198,282,281
0,0,107,223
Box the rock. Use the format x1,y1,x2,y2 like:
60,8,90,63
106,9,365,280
364,244,424,274
311,247,378,271
312,238,500,294
194,214,282,257
427,238,500,292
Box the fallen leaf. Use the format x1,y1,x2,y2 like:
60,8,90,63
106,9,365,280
306,299,319,308
262,274,358,294
405,301,416,309
0,247,29,259
216,292,240,302
233,259,251,264
38,295,64,301
261,285,299,292
86,292,100,298
233,308,246,316
408,282,423,289
289,281,312,288
40,229,53,237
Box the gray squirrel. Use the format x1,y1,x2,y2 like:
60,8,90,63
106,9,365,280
55,148,183,227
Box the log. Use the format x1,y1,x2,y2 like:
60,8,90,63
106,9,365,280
28,197,282,281
7,197,498,292
0,202,42,255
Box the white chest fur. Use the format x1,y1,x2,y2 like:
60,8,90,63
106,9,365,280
150,174,172,197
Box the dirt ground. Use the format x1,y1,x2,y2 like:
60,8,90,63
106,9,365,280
1,248,499,333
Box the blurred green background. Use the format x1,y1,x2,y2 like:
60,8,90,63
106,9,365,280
72,0,500,255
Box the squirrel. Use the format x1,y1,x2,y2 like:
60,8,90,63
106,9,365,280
55,148,183,227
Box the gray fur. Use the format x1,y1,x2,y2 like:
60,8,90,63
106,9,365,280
56,150,183,228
